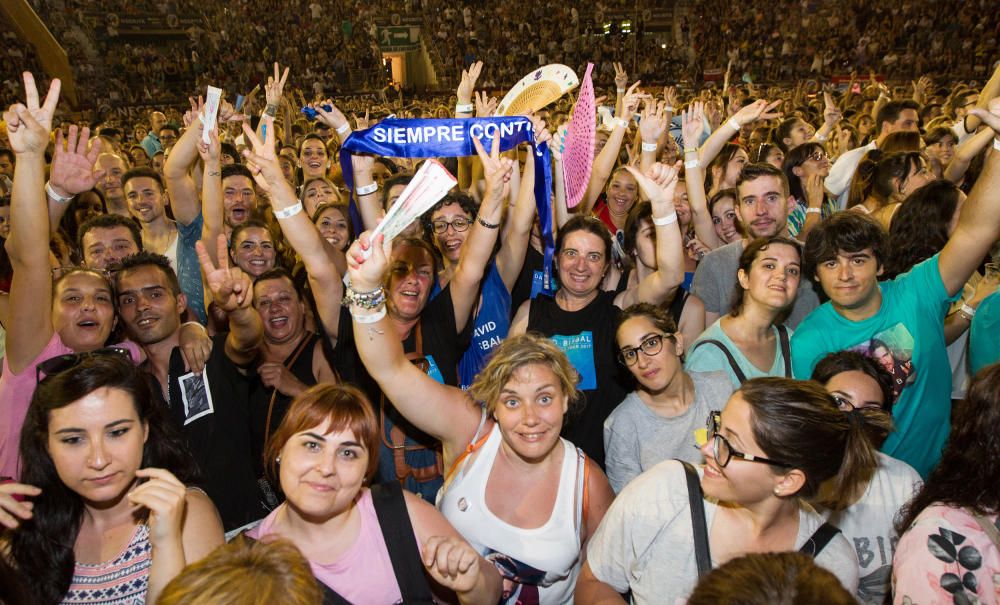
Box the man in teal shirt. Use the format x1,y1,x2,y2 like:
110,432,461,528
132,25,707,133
792,100,1000,477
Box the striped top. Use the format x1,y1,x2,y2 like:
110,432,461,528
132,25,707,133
62,524,152,605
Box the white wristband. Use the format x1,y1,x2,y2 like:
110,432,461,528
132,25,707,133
652,212,678,226
805,207,822,215
727,118,741,133
641,142,658,152
993,137,1000,152
611,117,627,129
815,133,828,142
664,106,674,113
356,182,379,196
336,123,350,135
46,181,74,203
616,88,626,94
352,305,386,324
960,303,977,318
684,159,701,169
273,202,303,219
456,103,474,113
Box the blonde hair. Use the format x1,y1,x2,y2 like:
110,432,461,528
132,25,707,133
469,333,581,415
156,537,322,605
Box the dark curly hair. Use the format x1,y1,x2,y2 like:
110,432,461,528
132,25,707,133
883,179,960,279
10,354,197,605
896,363,1000,534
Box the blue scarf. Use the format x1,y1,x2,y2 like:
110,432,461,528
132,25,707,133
339,117,555,291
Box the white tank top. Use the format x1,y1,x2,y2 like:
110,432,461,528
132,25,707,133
436,423,585,605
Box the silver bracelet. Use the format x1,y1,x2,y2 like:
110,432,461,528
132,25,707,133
273,202,303,219
352,305,386,324
45,181,74,203
652,212,678,226
356,182,378,196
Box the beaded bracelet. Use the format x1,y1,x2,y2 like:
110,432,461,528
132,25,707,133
342,284,386,310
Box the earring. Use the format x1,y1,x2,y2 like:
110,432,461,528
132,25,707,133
773,487,781,497
276,455,282,464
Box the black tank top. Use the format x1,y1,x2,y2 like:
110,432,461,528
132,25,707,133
527,290,627,468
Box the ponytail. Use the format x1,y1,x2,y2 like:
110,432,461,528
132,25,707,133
740,378,884,511
846,149,882,209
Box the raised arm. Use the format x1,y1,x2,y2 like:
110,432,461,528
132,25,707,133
240,118,345,343
698,99,781,167
494,118,545,289
3,73,61,373
812,92,842,144
449,134,515,333
257,63,289,143
938,101,1000,296
582,82,642,212
194,124,223,267
943,126,993,184
455,61,482,191
638,98,668,177
681,102,725,249
962,61,1000,134
615,162,685,308
46,126,105,233
346,233,482,456
164,97,208,226
196,234,262,365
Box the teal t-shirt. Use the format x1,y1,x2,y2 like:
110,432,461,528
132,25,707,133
686,320,792,390
791,254,958,478
969,289,1000,375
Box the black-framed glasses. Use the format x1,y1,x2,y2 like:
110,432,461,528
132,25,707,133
36,347,134,384
706,410,792,468
431,217,472,234
618,334,673,366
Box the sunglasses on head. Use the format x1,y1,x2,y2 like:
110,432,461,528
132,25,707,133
36,347,134,385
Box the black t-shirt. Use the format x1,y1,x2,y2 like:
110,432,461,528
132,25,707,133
510,245,547,318
161,333,267,531
247,331,324,478
332,287,470,496
527,290,627,469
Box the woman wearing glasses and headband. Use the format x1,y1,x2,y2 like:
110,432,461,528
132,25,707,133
783,142,839,240
605,303,733,493
811,351,920,605
685,236,801,389
577,377,872,603
0,354,224,605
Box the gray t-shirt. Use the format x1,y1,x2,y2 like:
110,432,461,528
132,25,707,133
587,460,860,604
603,371,733,493
690,240,822,328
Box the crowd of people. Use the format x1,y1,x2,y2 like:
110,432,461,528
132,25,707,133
0,4,1000,604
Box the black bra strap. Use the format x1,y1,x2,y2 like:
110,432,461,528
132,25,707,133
681,461,712,577
799,522,842,557
690,339,748,383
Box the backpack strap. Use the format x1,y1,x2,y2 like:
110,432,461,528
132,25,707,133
776,324,792,378
241,533,354,605
680,461,712,578
690,340,748,383
799,522,842,557
369,482,436,604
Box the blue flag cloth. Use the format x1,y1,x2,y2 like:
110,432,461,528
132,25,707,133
339,117,556,291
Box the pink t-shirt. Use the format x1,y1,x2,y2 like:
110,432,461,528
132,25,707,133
0,334,141,480
248,489,404,605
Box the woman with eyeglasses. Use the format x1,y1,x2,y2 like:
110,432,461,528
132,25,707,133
783,142,839,240
577,377,869,603
685,236,801,389
893,363,1000,605
0,354,224,605
605,303,733,493
808,351,920,605
511,163,685,468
